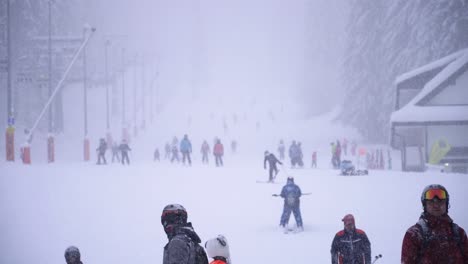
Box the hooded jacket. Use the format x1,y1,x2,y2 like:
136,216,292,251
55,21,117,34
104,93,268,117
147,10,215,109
331,228,371,264
401,213,468,264
163,223,208,264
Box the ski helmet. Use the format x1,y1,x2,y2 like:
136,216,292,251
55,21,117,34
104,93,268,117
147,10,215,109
64,246,80,263
287,177,294,184
205,235,230,260
420,184,450,212
161,204,188,233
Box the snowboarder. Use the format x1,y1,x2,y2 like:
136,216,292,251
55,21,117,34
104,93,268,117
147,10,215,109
278,139,285,160
205,235,231,264
213,139,224,167
278,177,303,232
180,134,192,166
64,246,83,264
119,139,131,165
161,204,209,264
331,214,371,264
264,150,282,182
201,140,210,164
96,138,107,165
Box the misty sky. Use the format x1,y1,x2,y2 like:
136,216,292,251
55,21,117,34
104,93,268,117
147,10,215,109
77,0,347,116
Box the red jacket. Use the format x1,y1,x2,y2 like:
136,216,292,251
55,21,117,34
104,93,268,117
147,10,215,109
401,213,468,264
213,143,224,156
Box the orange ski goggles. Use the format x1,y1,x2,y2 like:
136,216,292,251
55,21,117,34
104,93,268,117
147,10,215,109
424,189,447,200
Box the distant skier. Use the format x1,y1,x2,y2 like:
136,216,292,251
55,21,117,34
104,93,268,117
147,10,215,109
201,140,210,164
264,151,282,182
213,139,224,167
278,177,303,233
171,143,180,163
278,139,285,160
289,140,297,167
96,138,107,165
296,142,304,168
164,142,171,160
111,142,120,163
119,139,131,165
231,140,237,154
180,134,192,166
154,148,160,162
311,151,317,168
64,246,83,264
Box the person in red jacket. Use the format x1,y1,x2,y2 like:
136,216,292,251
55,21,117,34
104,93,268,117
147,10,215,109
401,184,468,264
331,214,371,264
213,139,224,167
205,235,231,264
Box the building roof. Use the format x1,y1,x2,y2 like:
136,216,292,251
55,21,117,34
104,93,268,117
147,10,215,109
391,49,468,124
394,48,468,85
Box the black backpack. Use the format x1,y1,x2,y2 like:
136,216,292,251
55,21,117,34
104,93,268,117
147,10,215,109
180,234,209,264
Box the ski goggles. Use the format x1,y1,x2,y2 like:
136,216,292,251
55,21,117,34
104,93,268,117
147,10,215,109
424,189,447,200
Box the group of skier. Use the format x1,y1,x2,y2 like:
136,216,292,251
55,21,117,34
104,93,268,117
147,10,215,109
63,184,467,264
95,138,132,165
158,135,230,167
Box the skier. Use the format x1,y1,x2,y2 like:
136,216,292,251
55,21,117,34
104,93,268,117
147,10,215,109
264,150,282,182
119,139,131,165
231,140,237,154
289,141,297,168
161,204,209,264
111,142,120,163
164,142,171,160
213,139,224,167
171,142,180,163
180,134,192,166
201,140,210,164
154,148,160,162
296,142,304,168
331,214,371,264
278,177,303,233
96,138,107,165
278,139,285,160
64,246,83,264
401,184,468,264
311,151,317,168
205,235,231,264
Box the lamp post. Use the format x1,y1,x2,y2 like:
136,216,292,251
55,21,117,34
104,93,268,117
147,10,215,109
133,53,138,137
5,0,15,162
47,0,54,163
82,25,91,161
104,39,112,146
121,48,128,142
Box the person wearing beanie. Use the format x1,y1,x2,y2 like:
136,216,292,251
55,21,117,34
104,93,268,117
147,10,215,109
401,184,468,264
330,214,371,264
64,246,82,264
205,235,231,264
161,204,208,264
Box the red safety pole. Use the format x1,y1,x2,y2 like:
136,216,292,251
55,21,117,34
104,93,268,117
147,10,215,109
21,143,31,164
47,134,54,163
84,137,90,161
6,126,15,161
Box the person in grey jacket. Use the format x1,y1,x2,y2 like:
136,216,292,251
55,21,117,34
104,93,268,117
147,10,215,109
162,204,208,264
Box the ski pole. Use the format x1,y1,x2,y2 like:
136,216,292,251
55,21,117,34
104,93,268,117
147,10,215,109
371,254,382,264
273,193,312,197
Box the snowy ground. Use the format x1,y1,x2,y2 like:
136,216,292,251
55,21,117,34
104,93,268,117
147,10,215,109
1,148,468,264
1,74,467,264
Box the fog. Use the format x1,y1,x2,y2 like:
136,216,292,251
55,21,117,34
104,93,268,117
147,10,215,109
77,0,347,119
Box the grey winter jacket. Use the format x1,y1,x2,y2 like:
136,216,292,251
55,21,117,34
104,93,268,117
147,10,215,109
163,224,208,264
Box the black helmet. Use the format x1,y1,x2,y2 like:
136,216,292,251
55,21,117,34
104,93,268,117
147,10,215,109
64,246,80,263
287,177,294,184
421,184,450,212
161,204,187,233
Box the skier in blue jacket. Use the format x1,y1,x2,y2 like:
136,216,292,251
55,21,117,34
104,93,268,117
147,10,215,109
279,177,303,232
180,134,192,166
